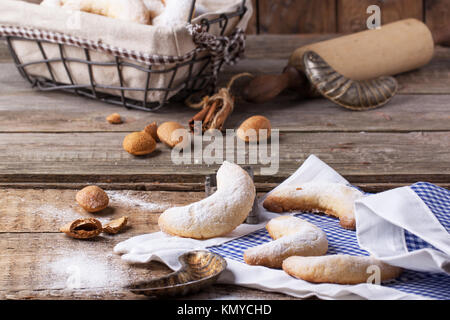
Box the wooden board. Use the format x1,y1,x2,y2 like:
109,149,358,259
0,232,297,300
0,188,296,300
0,84,450,132
0,131,449,186
394,47,450,94
249,0,337,34
2,90,450,133
425,0,450,35
0,189,202,233
337,0,423,33
245,34,339,59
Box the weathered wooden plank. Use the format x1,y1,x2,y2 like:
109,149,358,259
425,0,450,36
245,34,339,59
0,186,294,300
0,185,296,300
5,184,450,235
337,0,423,33
394,47,450,94
0,232,295,300
0,182,212,191
0,232,166,294
0,283,297,300
0,189,204,233
1,89,450,133
1,55,450,133
255,0,337,34
0,131,449,184
1,181,448,194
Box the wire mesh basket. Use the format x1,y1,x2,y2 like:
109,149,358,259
1,0,248,111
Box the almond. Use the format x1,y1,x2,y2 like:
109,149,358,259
157,121,187,148
236,115,271,142
144,122,159,142
106,113,123,124
76,186,109,213
123,131,156,155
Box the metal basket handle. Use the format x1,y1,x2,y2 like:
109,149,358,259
189,0,248,25
188,0,197,23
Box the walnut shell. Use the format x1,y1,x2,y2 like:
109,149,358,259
60,218,103,239
103,216,128,234
76,186,109,213
157,121,187,148
123,131,156,155
237,115,272,142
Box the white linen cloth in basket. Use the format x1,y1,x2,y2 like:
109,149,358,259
114,155,450,300
0,0,252,104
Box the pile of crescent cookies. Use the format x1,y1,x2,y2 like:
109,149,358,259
158,162,402,285
40,0,201,26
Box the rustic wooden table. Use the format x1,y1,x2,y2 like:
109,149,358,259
0,35,449,300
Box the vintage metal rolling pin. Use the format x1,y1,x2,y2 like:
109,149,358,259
244,19,449,108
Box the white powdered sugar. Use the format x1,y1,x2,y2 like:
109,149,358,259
34,204,83,225
107,190,170,212
34,204,111,224
45,251,130,289
34,190,169,225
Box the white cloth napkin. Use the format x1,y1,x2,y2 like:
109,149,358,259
114,155,449,299
356,186,450,274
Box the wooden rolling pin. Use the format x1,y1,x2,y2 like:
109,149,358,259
244,19,448,104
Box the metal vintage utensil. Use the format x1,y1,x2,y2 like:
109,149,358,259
205,166,259,224
303,51,398,111
127,250,227,298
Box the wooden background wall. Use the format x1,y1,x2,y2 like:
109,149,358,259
246,0,450,35
18,0,450,36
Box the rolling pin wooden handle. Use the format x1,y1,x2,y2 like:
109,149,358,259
243,66,307,103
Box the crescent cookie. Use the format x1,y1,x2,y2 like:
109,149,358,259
244,216,328,268
158,161,256,239
42,0,151,25
263,183,363,230
282,255,402,284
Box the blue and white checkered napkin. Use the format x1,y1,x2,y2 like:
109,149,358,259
209,157,450,300
209,193,450,300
